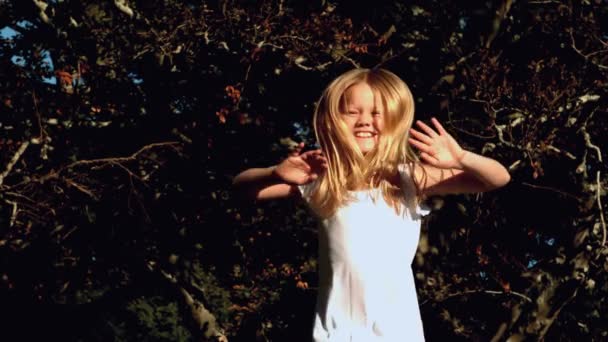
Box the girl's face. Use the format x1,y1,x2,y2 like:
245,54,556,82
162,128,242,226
340,82,385,154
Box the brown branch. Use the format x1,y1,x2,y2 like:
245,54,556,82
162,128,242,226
64,178,99,200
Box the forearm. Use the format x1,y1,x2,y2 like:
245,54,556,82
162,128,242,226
233,166,278,187
458,151,511,190
232,166,288,200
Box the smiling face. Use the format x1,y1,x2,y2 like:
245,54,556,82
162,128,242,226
340,82,385,155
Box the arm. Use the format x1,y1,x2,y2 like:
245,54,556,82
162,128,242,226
232,166,297,201
408,118,511,196
233,148,327,201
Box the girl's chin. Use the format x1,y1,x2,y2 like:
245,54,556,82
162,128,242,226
357,143,376,154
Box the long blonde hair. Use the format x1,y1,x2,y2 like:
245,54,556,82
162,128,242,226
309,68,421,218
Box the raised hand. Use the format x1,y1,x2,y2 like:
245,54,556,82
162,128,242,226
408,117,467,169
273,147,328,185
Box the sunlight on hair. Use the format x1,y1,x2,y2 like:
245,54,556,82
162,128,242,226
310,68,426,218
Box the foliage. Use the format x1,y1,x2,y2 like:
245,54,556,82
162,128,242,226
0,0,607,341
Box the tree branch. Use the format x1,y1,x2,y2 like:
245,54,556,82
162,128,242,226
146,261,228,341
0,141,30,187
596,171,606,249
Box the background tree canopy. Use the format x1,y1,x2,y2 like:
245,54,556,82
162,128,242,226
0,0,607,341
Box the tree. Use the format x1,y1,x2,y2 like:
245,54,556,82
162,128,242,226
0,0,606,340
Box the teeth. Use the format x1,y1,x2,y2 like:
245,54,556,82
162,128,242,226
355,132,374,138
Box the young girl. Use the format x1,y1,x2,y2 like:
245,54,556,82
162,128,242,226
233,68,510,341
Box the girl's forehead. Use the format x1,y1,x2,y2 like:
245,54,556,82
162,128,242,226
342,82,385,106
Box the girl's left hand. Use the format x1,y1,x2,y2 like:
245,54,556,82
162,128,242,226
408,117,467,169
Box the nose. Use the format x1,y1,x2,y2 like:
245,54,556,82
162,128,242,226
355,112,373,127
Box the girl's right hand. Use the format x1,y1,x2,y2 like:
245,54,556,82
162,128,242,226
273,146,328,185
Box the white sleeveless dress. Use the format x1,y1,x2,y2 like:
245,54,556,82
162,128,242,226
299,164,429,342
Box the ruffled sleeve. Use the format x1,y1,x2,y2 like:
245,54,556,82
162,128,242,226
398,163,431,219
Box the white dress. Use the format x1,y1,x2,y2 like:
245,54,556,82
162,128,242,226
299,164,429,342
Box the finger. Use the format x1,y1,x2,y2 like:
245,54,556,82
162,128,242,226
408,138,434,154
308,155,327,171
315,153,328,162
420,152,440,165
290,157,312,172
409,128,433,144
300,151,318,162
431,117,448,136
416,120,438,138
301,149,321,157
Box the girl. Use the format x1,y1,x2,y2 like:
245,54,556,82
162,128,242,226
233,68,510,341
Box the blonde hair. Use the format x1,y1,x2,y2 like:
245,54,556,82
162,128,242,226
309,68,421,218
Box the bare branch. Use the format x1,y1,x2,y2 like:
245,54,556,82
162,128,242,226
596,171,606,248
146,261,228,341
486,0,514,48
114,0,135,18
545,144,576,160
62,141,180,171
570,29,608,70
5,199,18,227
64,178,99,200
493,124,515,148
422,288,533,306
0,141,30,186
521,182,581,201
582,126,602,163
294,59,332,71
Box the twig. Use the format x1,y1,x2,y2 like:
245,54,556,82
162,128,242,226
294,60,332,71
0,141,30,186
64,178,99,200
334,52,360,69
582,126,602,162
6,199,18,227
485,0,513,48
545,144,576,160
493,124,515,148
422,288,533,306
62,141,179,171
521,182,580,201
597,171,606,248
570,29,608,70
276,35,313,45
32,91,48,142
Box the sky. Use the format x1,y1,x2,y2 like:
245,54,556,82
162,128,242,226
2,23,57,84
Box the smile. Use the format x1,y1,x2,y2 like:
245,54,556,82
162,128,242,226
354,132,376,138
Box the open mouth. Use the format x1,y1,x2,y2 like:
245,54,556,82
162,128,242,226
354,132,376,138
